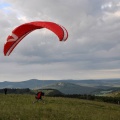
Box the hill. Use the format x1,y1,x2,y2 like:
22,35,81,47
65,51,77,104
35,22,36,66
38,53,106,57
104,91,120,97
0,79,120,89
42,82,97,94
0,79,120,95
0,94,120,120
32,88,64,96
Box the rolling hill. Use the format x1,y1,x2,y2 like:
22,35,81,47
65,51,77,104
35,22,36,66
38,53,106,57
0,78,120,95
42,82,97,94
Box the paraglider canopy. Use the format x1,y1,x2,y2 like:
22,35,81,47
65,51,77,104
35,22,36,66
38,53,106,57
4,21,68,56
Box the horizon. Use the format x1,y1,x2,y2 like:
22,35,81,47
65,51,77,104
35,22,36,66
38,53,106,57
1,77,120,83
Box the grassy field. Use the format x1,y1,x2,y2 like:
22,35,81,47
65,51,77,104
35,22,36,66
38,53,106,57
0,94,120,120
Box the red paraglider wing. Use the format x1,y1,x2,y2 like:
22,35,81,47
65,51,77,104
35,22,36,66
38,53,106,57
4,21,68,56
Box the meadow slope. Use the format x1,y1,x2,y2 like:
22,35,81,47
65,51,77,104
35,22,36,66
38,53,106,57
0,94,120,120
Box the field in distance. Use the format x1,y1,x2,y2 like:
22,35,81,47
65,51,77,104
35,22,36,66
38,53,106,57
0,94,120,120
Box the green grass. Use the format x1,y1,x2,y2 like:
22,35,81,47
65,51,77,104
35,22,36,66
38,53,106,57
0,94,120,120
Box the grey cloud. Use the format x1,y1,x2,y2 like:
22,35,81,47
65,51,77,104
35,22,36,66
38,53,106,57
0,0,120,81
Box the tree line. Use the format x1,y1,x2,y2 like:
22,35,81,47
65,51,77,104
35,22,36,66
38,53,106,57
0,88,34,94
50,94,120,105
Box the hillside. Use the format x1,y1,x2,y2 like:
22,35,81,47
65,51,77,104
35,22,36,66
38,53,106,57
0,94,120,120
0,79,120,89
32,88,64,96
0,79,120,95
42,82,98,94
105,91,120,97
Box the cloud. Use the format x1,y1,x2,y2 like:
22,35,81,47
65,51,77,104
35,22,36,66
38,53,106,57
0,0,120,81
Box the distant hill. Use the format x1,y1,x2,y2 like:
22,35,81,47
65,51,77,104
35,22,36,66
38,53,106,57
1,78,120,88
42,82,98,94
0,78,120,95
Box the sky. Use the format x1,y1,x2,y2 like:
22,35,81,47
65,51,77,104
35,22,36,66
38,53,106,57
0,0,120,82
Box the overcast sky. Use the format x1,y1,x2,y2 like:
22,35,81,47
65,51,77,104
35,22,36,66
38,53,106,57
0,0,120,82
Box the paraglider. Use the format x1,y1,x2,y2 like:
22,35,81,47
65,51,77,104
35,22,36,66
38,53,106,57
3,21,68,56
33,91,45,104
